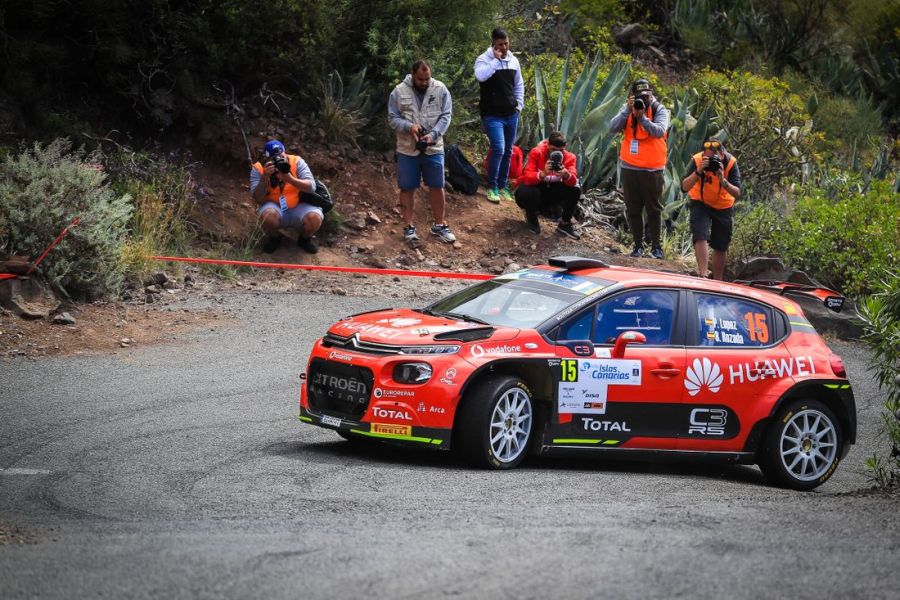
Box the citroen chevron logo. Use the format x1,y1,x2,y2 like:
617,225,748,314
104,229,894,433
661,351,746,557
685,357,723,396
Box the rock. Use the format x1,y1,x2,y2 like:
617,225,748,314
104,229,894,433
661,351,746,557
415,249,425,261
145,293,155,304
184,273,194,284
733,257,789,282
162,280,178,290
787,270,818,286
145,284,162,294
52,312,76,325
614,23,646,47
491,265,505,275
790,294,863,340
366,212,382,225
344,216,367,231
478,257,493,268
363,257,389,269
332,288,348,296
452,241,462,250
397,254,417,266
144,271,168,287
0,277,60,320
440,259,453,268
503,263,522,274
1,258,30,274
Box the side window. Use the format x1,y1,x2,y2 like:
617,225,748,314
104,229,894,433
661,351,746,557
593,290,678,345
558,308,594,340
696,293,774,347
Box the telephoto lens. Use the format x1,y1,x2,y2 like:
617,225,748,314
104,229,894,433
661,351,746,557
549,150,564,171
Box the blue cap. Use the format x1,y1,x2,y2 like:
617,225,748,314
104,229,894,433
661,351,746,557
264,140,285,157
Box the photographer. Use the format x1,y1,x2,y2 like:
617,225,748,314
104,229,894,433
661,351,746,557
388,59,456,244
680,137,742,280
250,140,322,254
514,131,581,239
609,78,669,259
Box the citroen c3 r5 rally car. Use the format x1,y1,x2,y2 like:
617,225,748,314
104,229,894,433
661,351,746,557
298,256,855,490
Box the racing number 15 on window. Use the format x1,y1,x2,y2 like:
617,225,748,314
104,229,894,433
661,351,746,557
745,312,769,344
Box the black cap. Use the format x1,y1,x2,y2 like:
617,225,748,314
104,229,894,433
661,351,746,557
631,78,651,95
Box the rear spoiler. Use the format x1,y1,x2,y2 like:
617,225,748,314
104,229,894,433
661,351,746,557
733,280,845,313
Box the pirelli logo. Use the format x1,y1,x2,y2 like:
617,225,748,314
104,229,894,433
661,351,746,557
371,423,412,436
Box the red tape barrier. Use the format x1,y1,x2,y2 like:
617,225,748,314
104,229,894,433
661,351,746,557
152,255,494,281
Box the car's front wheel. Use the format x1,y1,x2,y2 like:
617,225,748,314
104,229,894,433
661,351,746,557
455,376,534,469
758,399,843,490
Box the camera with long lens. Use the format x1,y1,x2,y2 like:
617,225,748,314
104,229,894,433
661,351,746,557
706,155,722,173
548,150,564,172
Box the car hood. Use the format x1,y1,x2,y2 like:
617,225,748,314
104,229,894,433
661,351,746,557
327,308,520,345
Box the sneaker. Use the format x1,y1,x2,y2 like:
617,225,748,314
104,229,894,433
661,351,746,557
431,223,457,243
556,222,581,240
485,188,500,203
650,247,664,259
298,237,318,254
262,235,281,253
526,212,541,234
403,225,419,242
629,246,643,258
499,188,514,202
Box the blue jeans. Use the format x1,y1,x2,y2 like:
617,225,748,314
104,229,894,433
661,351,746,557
482,113,519,189
396,152,445,190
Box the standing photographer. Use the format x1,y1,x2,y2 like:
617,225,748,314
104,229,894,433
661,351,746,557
388,59,456,244
250,140,322,254
681,137,742,280
609,78,669,259
514,131,581,239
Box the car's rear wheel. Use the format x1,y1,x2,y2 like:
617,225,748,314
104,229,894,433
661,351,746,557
455,376,534,469
758,399,843,490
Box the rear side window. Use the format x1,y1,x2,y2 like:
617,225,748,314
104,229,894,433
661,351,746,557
593,290,678,345
695,293,774,347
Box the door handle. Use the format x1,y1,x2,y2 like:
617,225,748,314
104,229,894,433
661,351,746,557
651,367,681,378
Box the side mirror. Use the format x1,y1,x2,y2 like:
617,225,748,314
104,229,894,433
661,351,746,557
612,330,646,358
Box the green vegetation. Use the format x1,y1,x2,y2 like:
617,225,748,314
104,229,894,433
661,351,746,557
0,140,132,299
860,272,900,488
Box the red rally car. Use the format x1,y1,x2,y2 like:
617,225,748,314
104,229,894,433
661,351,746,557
298,257,855,490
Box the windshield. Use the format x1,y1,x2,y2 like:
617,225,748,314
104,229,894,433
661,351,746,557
426,269,613,328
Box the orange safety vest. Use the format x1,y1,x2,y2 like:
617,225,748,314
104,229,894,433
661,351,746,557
252,154,301,209
619,104,668,170
688,152,737,209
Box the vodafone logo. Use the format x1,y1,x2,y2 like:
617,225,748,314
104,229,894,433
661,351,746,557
470,344,522,358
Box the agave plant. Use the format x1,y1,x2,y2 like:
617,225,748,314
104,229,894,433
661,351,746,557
530,52,631,191
318,69,376,148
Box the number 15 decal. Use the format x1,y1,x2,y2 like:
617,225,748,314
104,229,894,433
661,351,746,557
744,312,769,344
561,360,578,382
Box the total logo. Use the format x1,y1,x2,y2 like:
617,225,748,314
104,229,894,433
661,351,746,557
372,407,413,421
684,357,724,396
470,344,521,358
580,418,631,432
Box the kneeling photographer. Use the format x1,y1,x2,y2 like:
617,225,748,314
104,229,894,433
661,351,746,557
680,137,742,280
250,140,323,254
514,131,582,239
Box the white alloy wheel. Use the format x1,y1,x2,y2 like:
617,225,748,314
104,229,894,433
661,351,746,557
779,408,838,482
489,387,533,464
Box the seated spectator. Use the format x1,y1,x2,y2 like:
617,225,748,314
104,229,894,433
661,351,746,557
250,140,322,254
514,131,582,239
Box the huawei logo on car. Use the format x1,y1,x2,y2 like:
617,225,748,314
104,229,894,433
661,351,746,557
685,357,723,396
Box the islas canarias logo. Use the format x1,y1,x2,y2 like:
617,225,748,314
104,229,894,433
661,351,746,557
684,357,723,396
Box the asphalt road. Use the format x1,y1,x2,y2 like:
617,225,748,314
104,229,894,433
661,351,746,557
1,289,897,599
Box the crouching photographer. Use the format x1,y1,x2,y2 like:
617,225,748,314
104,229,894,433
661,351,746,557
680,137,742,280
250,140,323,254
514,131,582,239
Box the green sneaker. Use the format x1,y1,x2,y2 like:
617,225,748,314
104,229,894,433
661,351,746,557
485,188,500,203
499,188,514,202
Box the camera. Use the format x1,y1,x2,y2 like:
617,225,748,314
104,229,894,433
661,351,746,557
633,97,645,111
415,128,431,154
549,150,564,172
268,154,290,174
706,155,722,173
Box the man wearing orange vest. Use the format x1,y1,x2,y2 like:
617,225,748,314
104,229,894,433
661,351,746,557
609,78,669,259
250,140,323,254
680,137,743,280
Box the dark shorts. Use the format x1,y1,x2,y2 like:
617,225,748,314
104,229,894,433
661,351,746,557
689,201,733,251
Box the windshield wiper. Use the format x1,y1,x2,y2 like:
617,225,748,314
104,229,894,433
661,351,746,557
438,311,490,325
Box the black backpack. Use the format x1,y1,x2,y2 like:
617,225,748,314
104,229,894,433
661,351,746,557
445,144,479,195
300,179,334,213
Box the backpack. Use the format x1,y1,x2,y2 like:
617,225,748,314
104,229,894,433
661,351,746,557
300,179,334,213
444,144,479,195
483,144,524,187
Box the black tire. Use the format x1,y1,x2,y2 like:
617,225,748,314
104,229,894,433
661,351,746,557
758,399,844,491
454,375,535,470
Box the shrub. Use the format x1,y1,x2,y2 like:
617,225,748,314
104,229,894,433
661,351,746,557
0,139,132,299
859,271,900,487
771,179,899,298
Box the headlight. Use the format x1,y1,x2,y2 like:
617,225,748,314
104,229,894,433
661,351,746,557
399,345,460,355
393,363,433,384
